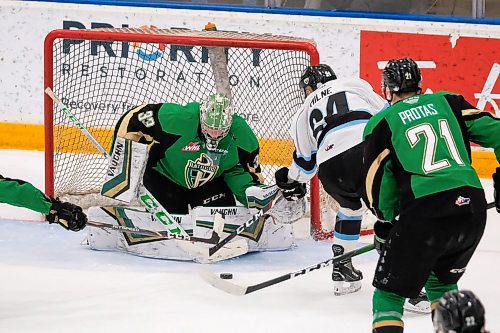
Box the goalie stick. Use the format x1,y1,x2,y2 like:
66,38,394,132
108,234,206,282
208,192,284,257
87,219,220,244
45,87,188,237
200,243,375,295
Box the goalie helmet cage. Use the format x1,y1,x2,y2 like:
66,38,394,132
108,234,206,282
43,27,361,240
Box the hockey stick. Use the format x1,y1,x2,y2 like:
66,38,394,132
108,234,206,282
45,87,188,237
87,220,220,244
208,192,284,257
201,243,375,295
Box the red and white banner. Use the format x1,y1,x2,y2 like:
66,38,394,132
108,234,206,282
360,31,500,116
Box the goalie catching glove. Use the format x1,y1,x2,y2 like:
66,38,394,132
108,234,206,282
275,167,306,201
46,198,87,232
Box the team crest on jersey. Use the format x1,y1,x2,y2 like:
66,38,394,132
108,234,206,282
182,142,201,152
185,153,219,188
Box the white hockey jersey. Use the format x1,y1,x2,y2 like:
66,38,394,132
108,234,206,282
288,77,387,182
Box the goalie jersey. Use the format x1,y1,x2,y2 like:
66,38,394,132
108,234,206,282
288,78,386,182
112,102,263,206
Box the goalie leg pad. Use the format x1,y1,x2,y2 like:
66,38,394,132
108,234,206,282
192,205,295,252
267,196,306,224
86,206,196,261
101,137,149,203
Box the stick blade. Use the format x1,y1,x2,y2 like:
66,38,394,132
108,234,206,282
199,269,248,296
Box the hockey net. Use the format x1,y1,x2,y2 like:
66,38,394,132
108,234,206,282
44,27,373,240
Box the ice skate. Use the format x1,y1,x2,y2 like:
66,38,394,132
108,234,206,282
331,244,363,296
404,291,431,314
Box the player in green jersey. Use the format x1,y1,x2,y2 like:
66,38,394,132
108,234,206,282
112,93,268,213
362,57,500,333
0,175,86,231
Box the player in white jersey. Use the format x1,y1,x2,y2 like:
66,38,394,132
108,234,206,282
275,64,386,295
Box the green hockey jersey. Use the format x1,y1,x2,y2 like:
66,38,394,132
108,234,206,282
363,91,500,221
112,102,262,206
0,175,52,214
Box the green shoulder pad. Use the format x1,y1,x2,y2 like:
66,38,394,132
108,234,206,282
158,102,201,136
229,115,259,152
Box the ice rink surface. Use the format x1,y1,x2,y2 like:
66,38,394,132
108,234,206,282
0,150,499,333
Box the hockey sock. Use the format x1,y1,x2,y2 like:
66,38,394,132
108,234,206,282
334,212,362,242
424,271,458,305
372,289,405,332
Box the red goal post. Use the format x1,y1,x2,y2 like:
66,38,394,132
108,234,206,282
43,27,335,239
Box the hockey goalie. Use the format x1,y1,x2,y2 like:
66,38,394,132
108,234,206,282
85,93,305,262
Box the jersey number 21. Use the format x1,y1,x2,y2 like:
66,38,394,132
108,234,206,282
405,119,465,174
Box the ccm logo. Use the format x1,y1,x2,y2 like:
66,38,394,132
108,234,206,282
203,193,226,204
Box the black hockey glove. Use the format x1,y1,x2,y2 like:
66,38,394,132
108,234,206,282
373,220,393,255
494,167,500,213
275,167,307,201
46,198,87,232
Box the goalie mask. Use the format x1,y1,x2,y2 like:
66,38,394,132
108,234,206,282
200,93,233,151
382,57,422,94
299,64,337,96
433,290,487,333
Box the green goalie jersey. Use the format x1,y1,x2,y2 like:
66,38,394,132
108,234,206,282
0,176,52,214
363,91,500,221
112,102,263,206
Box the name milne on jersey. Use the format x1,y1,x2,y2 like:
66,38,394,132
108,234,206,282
397,103,438,125
309,86,335,107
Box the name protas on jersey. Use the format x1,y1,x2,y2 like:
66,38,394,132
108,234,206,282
398,102,438,125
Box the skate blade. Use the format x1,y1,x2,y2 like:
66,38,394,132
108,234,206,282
333,281,362,296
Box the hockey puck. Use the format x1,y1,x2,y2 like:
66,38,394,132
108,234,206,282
220,272,233,280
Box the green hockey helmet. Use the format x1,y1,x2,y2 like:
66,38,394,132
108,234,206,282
200,93,233,151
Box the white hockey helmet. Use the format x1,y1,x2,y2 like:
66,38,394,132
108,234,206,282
200,93,233,151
